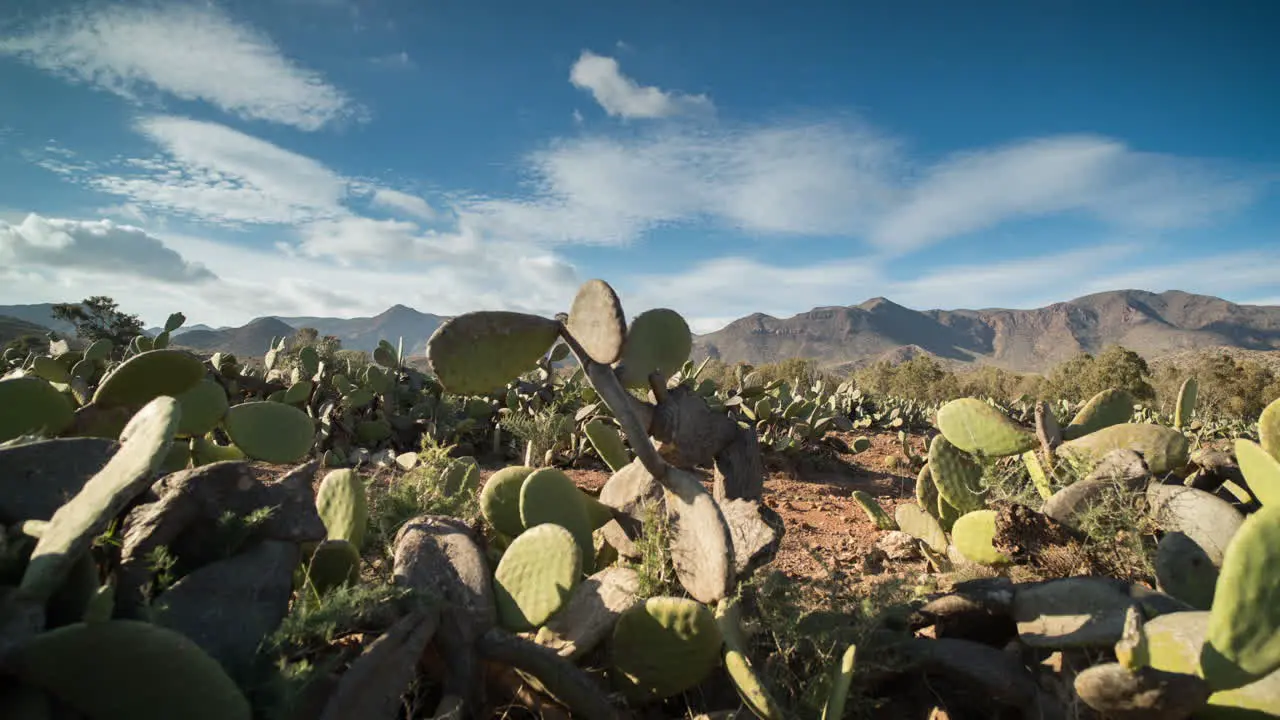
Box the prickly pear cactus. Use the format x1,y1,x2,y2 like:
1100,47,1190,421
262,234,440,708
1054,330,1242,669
1175,377,1198,430
1235,439,1280,507
565,278,627,365
315,469,369,549
615,308,692,389
481,465,535,538
519,468,595,572
1059,423,1190,477
851,490,897,531
927,434,986,514
0,376,75,443
935,397,1038,457
1259,397,1280,461
6,619,252,720
822,644,857,720
1062,388,1134,440
300,539,361,594
584,418,630,473
223,401,314,464
610,596,723,703
1022,450,1053,500
1201,504,1280,691
174,378,229,438
91,348,206,408
915,463,939,517
426,311,561,395
951,509,1010,566
493,523,582,632
894,503,947,553
715,598,784,720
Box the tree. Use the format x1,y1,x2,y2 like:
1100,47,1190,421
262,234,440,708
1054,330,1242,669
1091,345,1155,402
51,296,144,350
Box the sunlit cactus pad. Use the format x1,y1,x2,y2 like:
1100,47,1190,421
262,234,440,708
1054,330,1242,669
223,400,314,464
426,311,561,395
493,522,582,631
610,596,724,703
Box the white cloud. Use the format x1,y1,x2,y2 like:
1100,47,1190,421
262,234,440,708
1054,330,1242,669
370,188,434,220
0,3,361,131
85,115,347,226
0,213,216,283
570,50,713,120
370,51,414,69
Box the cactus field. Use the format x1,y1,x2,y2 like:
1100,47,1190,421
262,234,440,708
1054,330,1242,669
1,278,1279,720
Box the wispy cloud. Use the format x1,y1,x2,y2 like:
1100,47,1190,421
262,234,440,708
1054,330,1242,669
370,188,434,220
370,51,414,69
0,213,216,283
570,50,713,120
0,3,362,130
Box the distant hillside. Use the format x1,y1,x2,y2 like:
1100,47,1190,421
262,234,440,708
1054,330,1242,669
694,290,1280,374
0,303,76,335
0,315,55,349
144,323,222,338
271,304,446,356
174,317,297,357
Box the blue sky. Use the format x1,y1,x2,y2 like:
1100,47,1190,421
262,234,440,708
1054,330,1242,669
1,0,1277,332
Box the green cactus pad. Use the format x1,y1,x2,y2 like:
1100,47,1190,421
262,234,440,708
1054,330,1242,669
852,436,871,453
584,418,629,473
1259,397,1280,461
174,378,228,438
301,539,361,594
928,434,987,514
915,463,939,516
20,397,178,604
715,599,784,720
315,469,368,549
1063,389,1135,440
520,468,595,572
282,380,312,405
481,465,535,537
822,644,858,720
936,398,1038,457
565,278,627,364
33,355,71,383
7,619,251,720
951,510,1010,566
615,308,692,389
493,523,582,631
354,419,391,444
1022,450,1054,501
440,458,478,495
1235,439,1280,507
191,436,245,464
0,376,75,443
91,349,206,409
83,339,113,363
1059,423,1190,476
1145,611,1280,718
610,596,723,703
851,490,897,531
937,493,962,532
223,401,314,464
894,504,947,553
1202,503,1280,691
1174,377,1198,430
426,311,561,396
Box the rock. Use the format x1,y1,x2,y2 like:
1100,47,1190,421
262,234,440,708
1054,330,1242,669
534,566,639,659
370,448,396,468
115,461,326,617
860,548,887,574
713,426,766,502
910,593,1017,647
319,609,440,720
597,459,665,558
0,438,118,523
649,385,740,469
151,540,299,679
1084,449,1151,485
903,638,1063,720
1145,484,1243,566
1013,577,1137,649
392,515,495,635
1042,475,1145,530
877,531,922,561
1073,662,1210,719
718,498,784,577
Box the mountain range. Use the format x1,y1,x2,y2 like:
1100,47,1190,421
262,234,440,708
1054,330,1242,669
3,290,1279,373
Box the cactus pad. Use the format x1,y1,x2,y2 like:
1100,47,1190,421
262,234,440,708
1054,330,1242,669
426,311,561,396
610,596,723,703
493,523,582,631
1259,397,1280,461
223,401,314,464
715,599,784,720
852,435,871,453
1202,503,1280,691
315,469,368,549
7,619,251,720
565,278,627,364
91,349,205,408
915,463,939,516
584,418,629,472
174,378,228,438
301,539,361,594
1063,388,1134,440
936,398,1038,457
822,644,857,720
1235,439,1280,507
481,465,535,537
520,468,595,571
928,434,987,514
1060,423,1189,476
951,510,1009,566
615,308,692,389
1175,377,1198,430
1145,611,1280,717
1022,450,1053,500
0,376,75,443
894,504,947,553
851,490,897,530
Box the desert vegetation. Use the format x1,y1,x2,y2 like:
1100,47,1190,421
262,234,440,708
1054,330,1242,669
1,279,1279,720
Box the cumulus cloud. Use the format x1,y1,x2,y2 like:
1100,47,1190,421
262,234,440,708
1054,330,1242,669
0,3,361,130
370,188,435,220
570,50,713,120
0,214,216,283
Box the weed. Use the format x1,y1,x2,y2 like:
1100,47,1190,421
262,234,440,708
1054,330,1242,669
627,500,677,599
